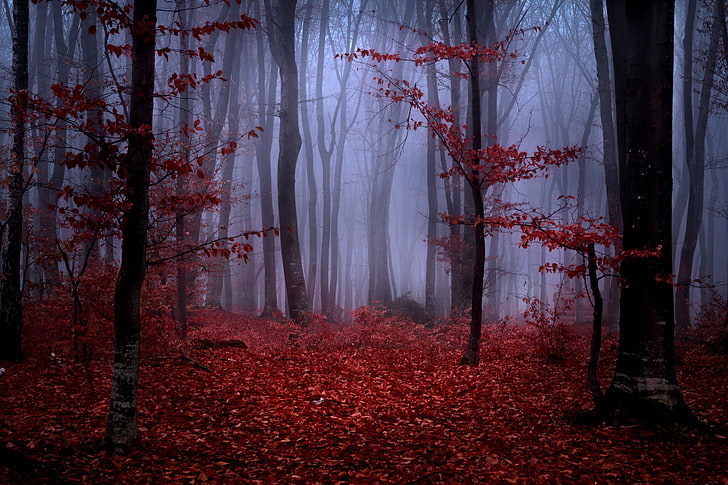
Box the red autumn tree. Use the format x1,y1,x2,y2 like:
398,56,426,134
339,15,599,365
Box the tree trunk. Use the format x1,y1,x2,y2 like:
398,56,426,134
0,0,28,362
601,0,698,427
266,0,310,322
103,0,156,454
298,3,318,308
255,12,280,317
460,0,485,366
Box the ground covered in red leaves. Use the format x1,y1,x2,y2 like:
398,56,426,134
1,309,727,484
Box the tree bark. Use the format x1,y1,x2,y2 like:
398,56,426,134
266,0,310,322
103,0,156,454
0,0,29,362
601,0,698,427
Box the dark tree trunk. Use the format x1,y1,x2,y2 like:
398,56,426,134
0,0,29,362
102,0,156,454
266,0,310,322
601,0,698,427
460,0,485,366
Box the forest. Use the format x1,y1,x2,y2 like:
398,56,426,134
0,0,727,482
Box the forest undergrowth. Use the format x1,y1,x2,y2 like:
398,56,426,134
1,306,727,484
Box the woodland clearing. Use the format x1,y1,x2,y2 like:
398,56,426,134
1,308,726,484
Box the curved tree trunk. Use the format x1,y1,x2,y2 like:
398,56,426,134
266,0,310,322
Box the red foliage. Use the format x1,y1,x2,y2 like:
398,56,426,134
1,310,726,483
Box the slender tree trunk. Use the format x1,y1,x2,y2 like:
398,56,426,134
460,0,485,366
0,0,29,362
316,0,337,315
103,0,156,454
255,15,280,317
298,3,318,308
601,0,698,427
266,0,310,322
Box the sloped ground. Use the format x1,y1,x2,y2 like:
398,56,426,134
1,309,726,484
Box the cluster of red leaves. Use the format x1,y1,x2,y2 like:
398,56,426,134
1,310,726,484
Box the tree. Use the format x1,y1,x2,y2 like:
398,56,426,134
265,0,309,322
0,0,29,362
341,15,580,367
102,0,157,454
600,0,699,427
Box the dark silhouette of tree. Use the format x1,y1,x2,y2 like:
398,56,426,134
102,0,157,454
600,0,699,427
265,0,310,322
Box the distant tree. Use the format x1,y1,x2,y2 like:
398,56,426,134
600,0,699,427
0,0,29,362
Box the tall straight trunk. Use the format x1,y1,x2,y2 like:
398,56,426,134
255,15,279,317
266,0,309,322
675,0,721,334
590,0,621,331
0,0,29,362
460,0,486,366
601,0,697,427
317,0,336,315
298,3,318,307
103,0,156,454
425,61,438,319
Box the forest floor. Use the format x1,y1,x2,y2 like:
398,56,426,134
1,308,727,484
